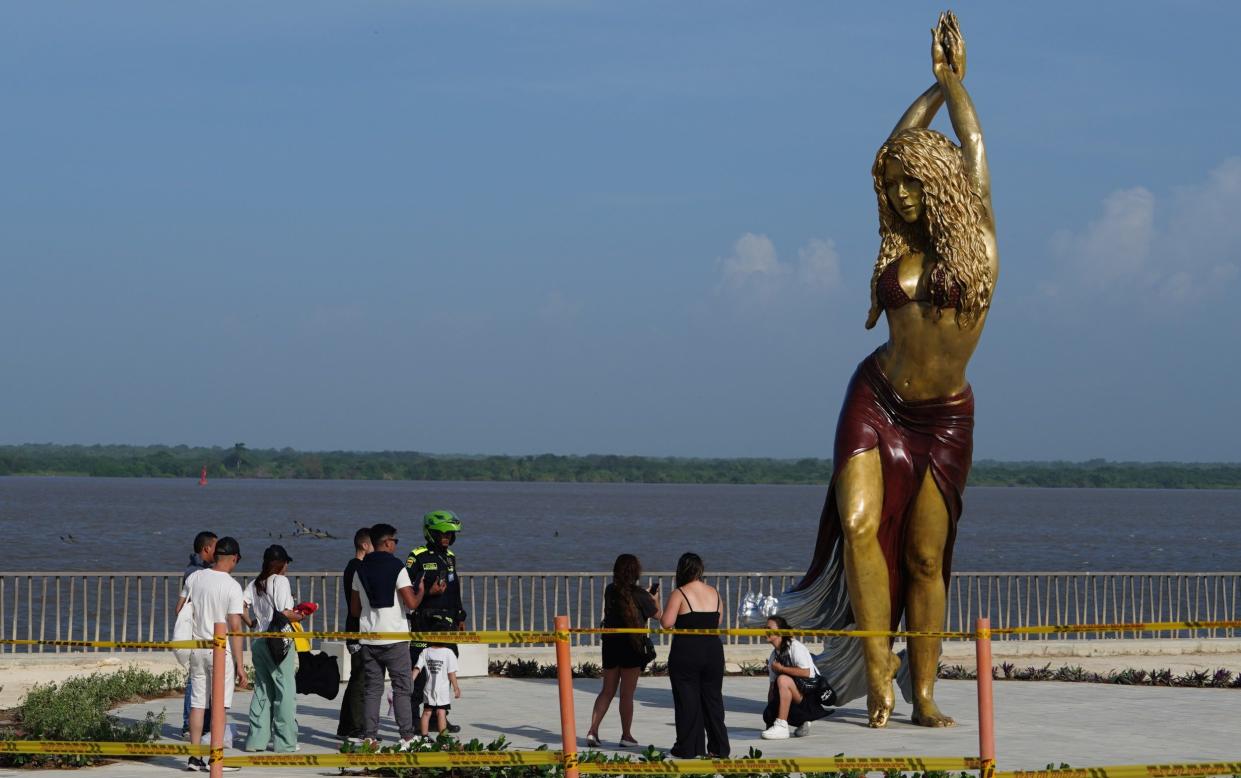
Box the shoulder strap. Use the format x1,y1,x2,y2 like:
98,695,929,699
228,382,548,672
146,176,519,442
677,587,695,612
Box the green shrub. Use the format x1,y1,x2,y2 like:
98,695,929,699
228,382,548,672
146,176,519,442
0,666,182,768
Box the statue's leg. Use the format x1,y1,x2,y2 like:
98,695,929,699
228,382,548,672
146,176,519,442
904,467,956,727
836,447,898,728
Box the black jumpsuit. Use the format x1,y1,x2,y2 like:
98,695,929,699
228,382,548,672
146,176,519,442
667,589,729,758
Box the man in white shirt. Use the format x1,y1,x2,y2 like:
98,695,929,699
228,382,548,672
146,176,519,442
349,523,438,746
178,536,248,771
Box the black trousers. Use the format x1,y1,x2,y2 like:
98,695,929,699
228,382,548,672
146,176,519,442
668,640,729,758
335,646,366,738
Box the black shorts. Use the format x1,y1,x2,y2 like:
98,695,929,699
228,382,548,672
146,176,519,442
601,634,646,669
423,704,451,713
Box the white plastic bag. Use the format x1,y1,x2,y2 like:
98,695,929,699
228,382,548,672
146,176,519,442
172,600,195,668
737,591,780,623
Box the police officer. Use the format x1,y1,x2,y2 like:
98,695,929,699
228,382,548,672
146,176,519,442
405,509,467,731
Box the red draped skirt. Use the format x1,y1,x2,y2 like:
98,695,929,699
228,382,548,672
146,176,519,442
794,350,974,631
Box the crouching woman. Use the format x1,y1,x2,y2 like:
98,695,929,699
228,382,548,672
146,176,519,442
761,616,835,740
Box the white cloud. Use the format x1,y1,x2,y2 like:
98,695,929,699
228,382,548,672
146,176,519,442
797,238,842,290
717,232,841,302
1050,158,1241,305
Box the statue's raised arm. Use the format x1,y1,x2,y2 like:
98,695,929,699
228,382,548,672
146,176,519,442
932,12,992,221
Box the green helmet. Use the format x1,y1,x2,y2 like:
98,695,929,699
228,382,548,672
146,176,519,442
423,510,462,545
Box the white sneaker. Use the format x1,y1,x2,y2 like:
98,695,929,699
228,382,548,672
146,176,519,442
760,720,790,740
793,722,812,737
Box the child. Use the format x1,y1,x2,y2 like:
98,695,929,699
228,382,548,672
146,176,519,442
412,643,461,737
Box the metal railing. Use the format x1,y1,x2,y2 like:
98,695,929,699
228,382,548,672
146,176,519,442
1,571,1238,653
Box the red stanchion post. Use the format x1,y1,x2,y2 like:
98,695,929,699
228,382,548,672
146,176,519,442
211,622,226,778
975,616,995,776
554,615,580,778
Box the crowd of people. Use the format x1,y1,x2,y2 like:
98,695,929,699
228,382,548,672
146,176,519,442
173,516,836,771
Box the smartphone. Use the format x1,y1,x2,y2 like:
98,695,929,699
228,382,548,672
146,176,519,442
649,581,661,594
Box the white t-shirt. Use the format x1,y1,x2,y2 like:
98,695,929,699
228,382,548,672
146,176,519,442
181,569,245,653
769,639,817,683
243,575,294,630
352,566,413,645
416,646,459,706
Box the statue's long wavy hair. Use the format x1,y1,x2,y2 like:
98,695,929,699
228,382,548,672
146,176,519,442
865,128,992,329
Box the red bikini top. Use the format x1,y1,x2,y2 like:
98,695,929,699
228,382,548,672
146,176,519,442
877,260,961,311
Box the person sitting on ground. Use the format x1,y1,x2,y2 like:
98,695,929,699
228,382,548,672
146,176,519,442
178,536,248,772
412,641,461,738
585,553,662,749
350,523,437,749
760,615,835,740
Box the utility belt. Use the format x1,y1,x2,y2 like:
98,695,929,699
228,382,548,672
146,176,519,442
409,608,460,651
409,608,458,628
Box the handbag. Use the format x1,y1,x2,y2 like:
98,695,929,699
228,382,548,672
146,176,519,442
172,600,195,668
640,636,657,668
795,673,837,707
264,592,293,663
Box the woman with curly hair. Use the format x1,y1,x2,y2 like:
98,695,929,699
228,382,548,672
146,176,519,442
756,12,998,729
585,554,661,749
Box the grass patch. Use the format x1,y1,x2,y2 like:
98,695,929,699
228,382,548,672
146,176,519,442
0,666,184,768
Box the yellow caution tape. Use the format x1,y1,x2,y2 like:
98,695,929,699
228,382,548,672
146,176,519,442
237,629,568,643
995,762,1241,778
989,620,1241,637
0,638,213,650
0,740,209,756
576,756,980,774
217,750,563,768
6,618,1240,651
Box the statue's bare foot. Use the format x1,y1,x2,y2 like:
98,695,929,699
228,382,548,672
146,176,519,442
912,699,956,728
866,653,900,728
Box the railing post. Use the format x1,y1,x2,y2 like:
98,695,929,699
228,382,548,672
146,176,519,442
975,616,995,776
554,614,579,778
211,622,226,778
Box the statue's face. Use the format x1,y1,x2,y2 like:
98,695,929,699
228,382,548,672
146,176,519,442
883,157,924,224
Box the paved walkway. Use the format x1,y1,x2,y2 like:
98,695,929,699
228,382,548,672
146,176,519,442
2,675,1238,777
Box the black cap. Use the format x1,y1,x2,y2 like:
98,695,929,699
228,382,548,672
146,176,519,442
215,536,241,557
263,544,292,564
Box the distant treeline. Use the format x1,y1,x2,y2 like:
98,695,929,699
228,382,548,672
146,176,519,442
1,444,1239,489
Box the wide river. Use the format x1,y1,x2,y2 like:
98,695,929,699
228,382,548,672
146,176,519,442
2,476,1239,573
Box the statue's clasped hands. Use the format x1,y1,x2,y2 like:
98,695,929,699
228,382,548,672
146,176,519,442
932,11,966,83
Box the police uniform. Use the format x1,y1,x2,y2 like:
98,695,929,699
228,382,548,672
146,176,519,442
405,543,467,719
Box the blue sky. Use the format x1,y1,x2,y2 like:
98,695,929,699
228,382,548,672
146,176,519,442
3,1,1239,461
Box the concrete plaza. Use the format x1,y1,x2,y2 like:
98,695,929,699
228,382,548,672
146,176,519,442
2,672,1238,777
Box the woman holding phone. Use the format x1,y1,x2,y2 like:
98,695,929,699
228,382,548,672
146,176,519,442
586,553,662,748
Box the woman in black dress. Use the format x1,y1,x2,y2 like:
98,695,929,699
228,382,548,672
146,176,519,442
661,552,729,759
586,553,661,748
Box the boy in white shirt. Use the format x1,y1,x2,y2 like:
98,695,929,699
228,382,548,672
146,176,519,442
413,643,461,737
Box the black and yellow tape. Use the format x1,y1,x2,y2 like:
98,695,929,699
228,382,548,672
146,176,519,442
5,618,1240,651
0,740,209,756
575,756,980,774
0,638,212,650
217,750,563,768
239,629,569,643
994,761,1241,778
1,743,1236,778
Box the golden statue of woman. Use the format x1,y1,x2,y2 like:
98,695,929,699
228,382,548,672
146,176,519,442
745,12,996,728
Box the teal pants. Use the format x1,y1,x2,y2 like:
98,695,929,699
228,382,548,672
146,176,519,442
244,639,298,752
